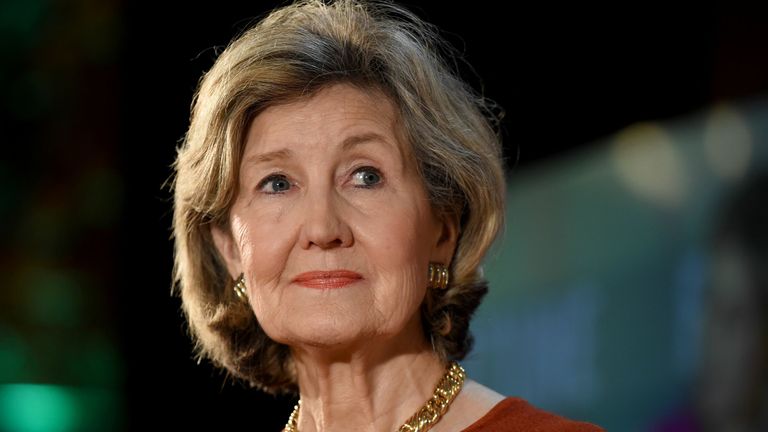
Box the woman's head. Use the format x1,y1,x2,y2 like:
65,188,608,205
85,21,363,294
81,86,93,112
173,0,505,393
212,82,458,360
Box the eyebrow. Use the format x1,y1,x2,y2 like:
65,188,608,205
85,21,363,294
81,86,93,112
342,132,407,170
245,148,293,165
341,132,390,152
245,132,392,166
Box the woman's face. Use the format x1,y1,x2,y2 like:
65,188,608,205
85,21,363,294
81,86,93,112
212,84,458,351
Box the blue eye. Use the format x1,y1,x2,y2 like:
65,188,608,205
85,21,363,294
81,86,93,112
259,174,292,194
352,167,382,188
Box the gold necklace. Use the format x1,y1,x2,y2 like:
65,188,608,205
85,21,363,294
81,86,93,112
283,361,466,432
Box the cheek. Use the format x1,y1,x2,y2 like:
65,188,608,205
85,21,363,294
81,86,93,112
231,209,294,318
358,198,436,321
381,196,436,263
375,264,427,327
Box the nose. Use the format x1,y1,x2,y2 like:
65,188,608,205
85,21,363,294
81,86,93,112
298,189,354,250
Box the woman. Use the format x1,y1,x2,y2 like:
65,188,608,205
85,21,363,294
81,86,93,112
172,0,603,430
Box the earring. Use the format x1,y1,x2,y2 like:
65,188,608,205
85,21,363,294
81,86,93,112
234,273,249,301
428,263,449,289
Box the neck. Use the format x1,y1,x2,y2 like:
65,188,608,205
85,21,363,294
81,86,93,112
289,326,446,432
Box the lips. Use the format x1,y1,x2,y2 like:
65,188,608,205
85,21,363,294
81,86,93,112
292,270,363,289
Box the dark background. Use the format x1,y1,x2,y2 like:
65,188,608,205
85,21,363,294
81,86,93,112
3,0,767,430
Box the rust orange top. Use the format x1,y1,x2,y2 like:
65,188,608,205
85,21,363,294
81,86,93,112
462,397,604,432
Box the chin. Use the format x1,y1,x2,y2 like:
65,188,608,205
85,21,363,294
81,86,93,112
265,308,376,350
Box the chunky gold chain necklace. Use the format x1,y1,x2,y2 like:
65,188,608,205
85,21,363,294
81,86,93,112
283,361,465,432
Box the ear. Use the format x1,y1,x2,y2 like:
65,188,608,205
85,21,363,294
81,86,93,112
210,223,243,280
430,212,460,267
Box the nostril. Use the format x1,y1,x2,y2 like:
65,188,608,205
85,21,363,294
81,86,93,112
312,238,344,249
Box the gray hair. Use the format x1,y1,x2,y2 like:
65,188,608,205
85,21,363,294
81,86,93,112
172,0,505,393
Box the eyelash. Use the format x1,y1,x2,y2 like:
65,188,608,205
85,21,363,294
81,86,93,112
257,173,292,195
256,166,384,195
351,166,384,189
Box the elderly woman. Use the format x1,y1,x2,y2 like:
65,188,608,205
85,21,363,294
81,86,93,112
172,1,602,431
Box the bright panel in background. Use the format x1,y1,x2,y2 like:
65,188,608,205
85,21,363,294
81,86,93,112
463,97,768,431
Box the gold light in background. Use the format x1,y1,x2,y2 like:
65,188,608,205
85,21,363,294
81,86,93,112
611,122,688,208
703,104,753,182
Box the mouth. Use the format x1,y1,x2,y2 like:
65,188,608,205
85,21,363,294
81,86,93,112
292,270,363,289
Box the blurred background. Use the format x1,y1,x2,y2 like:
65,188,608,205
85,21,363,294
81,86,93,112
1,0,767,430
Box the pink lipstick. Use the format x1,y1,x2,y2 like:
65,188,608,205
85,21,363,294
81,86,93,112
292,270,362,289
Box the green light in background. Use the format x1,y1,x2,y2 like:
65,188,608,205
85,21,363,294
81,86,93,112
0,328,28,382
23,269,83,329
0,384,77,432
0,0,48,49
0,384,119,432
72,335,121,387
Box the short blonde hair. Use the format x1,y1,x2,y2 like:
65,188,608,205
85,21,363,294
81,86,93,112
172,0,505,393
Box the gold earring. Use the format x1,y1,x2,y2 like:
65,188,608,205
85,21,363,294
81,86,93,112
428,263,449,289
234,273,248,301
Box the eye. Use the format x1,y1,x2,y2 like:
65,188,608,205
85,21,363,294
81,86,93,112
258,174,292,194
351,166,382,188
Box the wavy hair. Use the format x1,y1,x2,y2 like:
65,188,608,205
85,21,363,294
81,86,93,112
172,0,505,393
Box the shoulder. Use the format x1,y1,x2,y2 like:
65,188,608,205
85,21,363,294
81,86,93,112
461,397,604,432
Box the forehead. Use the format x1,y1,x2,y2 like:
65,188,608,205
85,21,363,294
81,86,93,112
243,83,410,159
